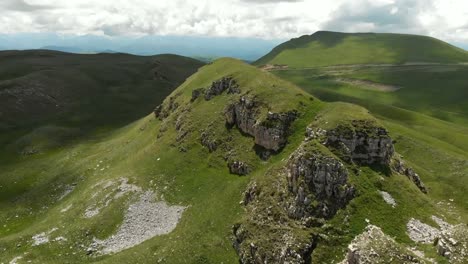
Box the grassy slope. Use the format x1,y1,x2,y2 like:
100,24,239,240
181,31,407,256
0,58,459,263
255,31,468,67
0,58,322,263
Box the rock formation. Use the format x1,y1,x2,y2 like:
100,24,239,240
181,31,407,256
228,161,251,176
325,120,394,165
225,96,297,152
204,77,240,100
286,143,355,219
392,158,427,193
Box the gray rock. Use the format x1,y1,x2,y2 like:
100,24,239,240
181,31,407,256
225,96,297,152
228,161,250,176
325,120,394,165
204,77,240,100
392,159,427,193
286,146,355,219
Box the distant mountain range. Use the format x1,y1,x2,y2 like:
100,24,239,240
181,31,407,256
0,33,282,60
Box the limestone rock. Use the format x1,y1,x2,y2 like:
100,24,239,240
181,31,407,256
392,159,427,193
204,77,240,100
343,225,424,264
154,96,179,120
326,120,394,165
225,96,297,152
286,145,355,219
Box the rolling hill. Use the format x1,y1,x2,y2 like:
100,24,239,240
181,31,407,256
1,58,466,264
0,50,203,153
255,31,468,67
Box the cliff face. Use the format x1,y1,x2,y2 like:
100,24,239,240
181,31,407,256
325,120,394,165
286,145,355,219
225,96,297,152
233,139,355,263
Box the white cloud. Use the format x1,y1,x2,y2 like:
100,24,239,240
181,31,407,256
0,0,467,45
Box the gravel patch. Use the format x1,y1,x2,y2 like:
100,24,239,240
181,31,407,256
431,215,452,231
379,191,396,207
32,227,58,246
84,178,142,218
407,218,440,244
341,225,424,263
91,191,185,254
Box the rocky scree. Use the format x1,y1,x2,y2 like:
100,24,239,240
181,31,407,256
342,225,424,264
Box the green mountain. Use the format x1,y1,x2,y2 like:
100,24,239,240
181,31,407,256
1,57,466,264
0,50,203,153
255,31,468,67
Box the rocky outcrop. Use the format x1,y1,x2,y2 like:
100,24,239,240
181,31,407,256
286,144,355,219
204,77,240,100
436,224,468,263
191,88,205,102
225,96,297,152
233,223,315,264
343,225,423,264
325,120,394,165
233,138,354,263
200,130,219,152
154,96,179,120
228,161,251,176
392,159,427,193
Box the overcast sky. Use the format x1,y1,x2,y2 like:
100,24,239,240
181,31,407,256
1,0,467,46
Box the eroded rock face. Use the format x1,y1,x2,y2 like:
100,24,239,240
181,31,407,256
204,77,240,100
154,96,179,120
233,139,354,263
326,120,394,165
392,159,427,193
225,96,297,152
286,145,355,219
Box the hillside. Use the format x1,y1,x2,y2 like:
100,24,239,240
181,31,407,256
0,50,203,153
1,58,466,263
255,31,468,67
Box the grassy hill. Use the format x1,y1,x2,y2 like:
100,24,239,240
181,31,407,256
0,50,203,152
1,58,466,263
255,31,468,67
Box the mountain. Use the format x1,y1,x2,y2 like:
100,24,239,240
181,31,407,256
40,46,86,54
0,50,203,152
1,57,466,263
255,31,468,67
0,33,282,61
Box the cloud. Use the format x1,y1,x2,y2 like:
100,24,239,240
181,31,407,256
240,0,303,3
0,0,467,46
0,0,54,12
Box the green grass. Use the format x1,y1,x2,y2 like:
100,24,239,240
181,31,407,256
0,58,322,263
1,56,466,263
255,31,468,67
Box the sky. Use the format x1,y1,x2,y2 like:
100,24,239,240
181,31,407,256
0,0,467,49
